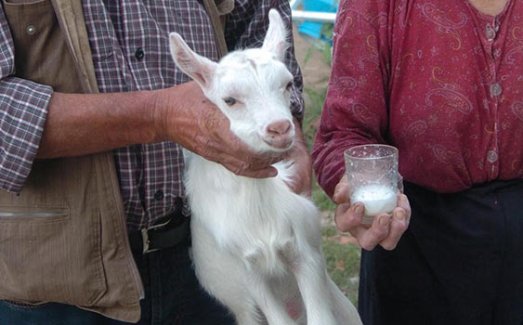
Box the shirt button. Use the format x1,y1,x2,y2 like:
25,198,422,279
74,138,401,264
485,24,496,41
487,150,498,163
26,24,36,35
135,47,145,60
154,190,164,201
490,83,502,97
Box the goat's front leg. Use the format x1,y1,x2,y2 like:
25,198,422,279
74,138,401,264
248,271,297,325
294,248,337,325
232,301,264,325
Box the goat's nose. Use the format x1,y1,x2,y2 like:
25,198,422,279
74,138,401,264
266,120,291,136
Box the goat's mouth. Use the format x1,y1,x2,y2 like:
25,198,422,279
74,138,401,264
262,136,294,151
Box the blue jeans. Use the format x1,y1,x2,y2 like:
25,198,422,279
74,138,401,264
0,235,236,325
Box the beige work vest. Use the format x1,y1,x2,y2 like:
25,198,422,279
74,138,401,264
0,0,229,322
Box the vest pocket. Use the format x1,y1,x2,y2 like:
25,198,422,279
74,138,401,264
2,0,84,93
0,207,108,307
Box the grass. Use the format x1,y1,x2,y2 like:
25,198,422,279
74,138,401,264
322,226,361,303
298,31,361,306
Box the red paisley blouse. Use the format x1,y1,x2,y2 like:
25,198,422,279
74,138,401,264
312,0,523,196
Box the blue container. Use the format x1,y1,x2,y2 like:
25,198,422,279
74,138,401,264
298,0,337,40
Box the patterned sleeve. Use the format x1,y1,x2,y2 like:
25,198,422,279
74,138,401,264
225,0,304,121
0,8,53,193
311,0,392,197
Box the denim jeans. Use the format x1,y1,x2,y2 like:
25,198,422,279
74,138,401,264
0,235,236,325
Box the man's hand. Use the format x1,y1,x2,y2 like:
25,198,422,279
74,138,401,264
283,119,312,196
156,81,285,178
39,81,291,179
332,175,411,250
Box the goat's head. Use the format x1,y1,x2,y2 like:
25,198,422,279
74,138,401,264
169,9,295,153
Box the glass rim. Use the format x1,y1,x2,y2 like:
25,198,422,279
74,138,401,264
344,144,398,160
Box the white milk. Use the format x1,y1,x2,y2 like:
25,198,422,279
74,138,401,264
351,184,397,221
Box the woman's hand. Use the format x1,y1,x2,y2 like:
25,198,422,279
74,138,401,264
332,175,411,250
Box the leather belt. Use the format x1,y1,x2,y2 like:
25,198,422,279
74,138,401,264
129,202,190,254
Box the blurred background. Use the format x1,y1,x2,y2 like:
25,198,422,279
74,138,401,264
291,0,362,304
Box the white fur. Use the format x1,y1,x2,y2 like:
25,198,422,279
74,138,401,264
169,9,362,325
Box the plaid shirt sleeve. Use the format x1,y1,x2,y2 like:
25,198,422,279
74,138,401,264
0,9,53,193
225,0,304,121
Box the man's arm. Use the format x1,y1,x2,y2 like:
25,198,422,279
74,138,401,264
37,90,159,159
0,2,297,193
286,118,312,196
38,81,280,177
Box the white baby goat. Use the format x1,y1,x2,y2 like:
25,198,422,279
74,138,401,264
169,9,362,325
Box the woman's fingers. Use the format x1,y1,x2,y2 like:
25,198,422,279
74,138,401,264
333,175,349,204
334,193,412,251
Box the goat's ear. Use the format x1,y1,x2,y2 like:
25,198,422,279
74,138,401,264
169,32,217,88
262,9,289,62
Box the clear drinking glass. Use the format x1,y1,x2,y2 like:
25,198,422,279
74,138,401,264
344,144,399,225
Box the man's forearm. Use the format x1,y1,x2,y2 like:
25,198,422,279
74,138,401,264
33,80,290,179
37,90,163,158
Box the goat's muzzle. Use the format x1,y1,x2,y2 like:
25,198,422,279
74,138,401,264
263,120,294,150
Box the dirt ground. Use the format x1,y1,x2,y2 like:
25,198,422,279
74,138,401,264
292,26,332,101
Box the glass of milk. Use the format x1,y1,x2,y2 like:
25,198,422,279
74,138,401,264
344,144,399,225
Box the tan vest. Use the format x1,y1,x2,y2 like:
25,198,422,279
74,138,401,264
0,0,229,322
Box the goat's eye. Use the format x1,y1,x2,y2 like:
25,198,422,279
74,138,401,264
285,81,293,91
223,97,237,106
